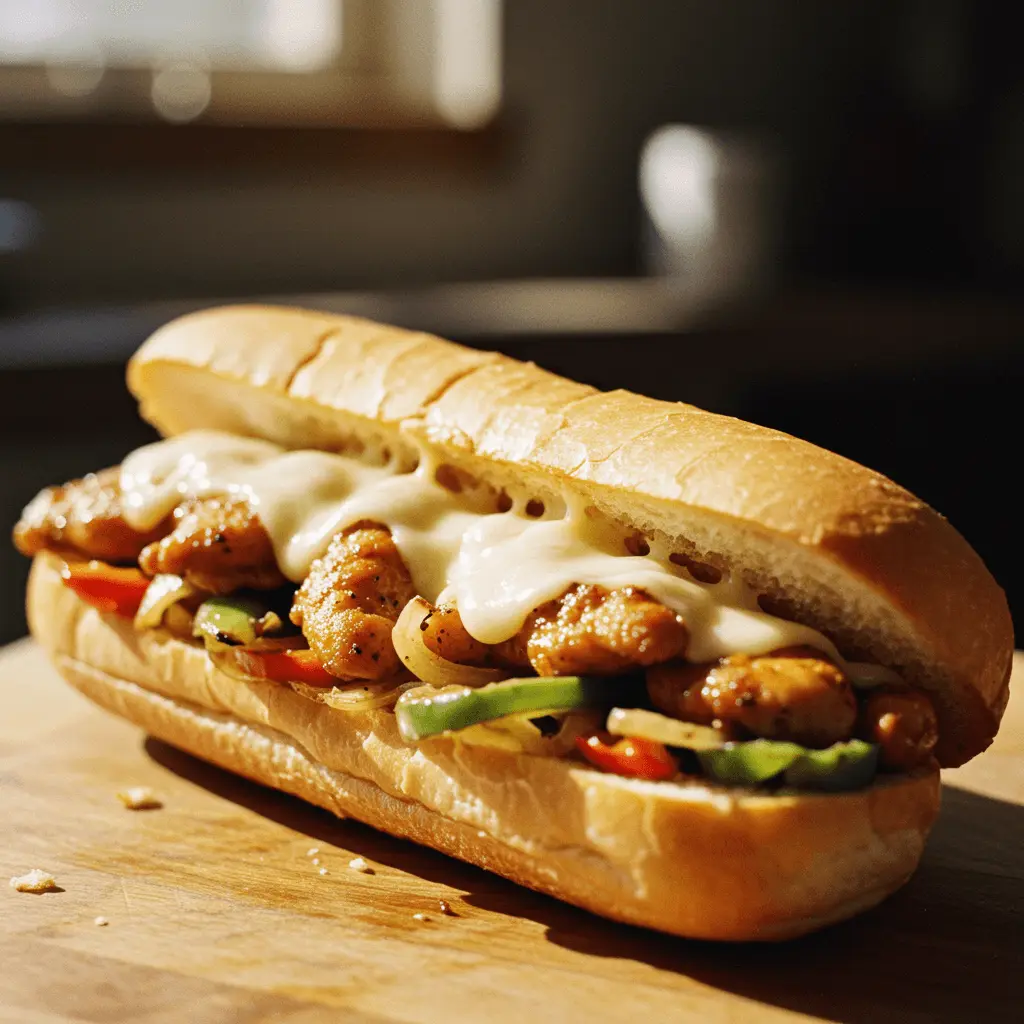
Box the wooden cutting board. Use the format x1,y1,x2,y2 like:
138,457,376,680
2,639,1022,1023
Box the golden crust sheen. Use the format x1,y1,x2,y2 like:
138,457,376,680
127,305,1013,764
29,552,941,941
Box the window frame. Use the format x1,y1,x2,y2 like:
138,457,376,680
0,1,498,129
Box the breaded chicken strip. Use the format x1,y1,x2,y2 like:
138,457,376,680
291,521,415,680
647,647,857,748
139,496,286,594
858,687,938,769
420,584,688,677
525,585,689,676
14,468,169,564
418,603,529,669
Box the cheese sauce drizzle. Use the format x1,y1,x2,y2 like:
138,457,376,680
120,430,890,679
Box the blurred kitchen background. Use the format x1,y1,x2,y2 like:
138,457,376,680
2,0,1023,643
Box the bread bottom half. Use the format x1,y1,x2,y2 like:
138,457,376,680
28,551,941,941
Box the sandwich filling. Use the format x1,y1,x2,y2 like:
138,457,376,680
15,429,939,789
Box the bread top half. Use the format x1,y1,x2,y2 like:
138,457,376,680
126,305,1014,766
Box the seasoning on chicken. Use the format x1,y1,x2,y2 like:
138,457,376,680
647,646,857,748
290,521,416,680
13,468,168,564
419,603,529,669
858,687,938,770
138,496,286,594
421,584,688,677
524,585,689,676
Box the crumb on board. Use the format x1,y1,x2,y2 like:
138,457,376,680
413,913,431,922
94,916,109,927
438,899,456,916
477,831,487,839
9,869,58,893
116,786,163,810
348,857,374,874
311,858,320,866
319,867,329,876
306,847,319,857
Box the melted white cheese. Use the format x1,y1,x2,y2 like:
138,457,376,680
442,511,836,661
121,430,282,529
120,429,870,672
121,431,477,597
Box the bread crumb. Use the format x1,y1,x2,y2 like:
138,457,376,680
311,858,320,866
412,912,431,922
9,869,58,893
319,867,329,876
348,857,374,874
116,786,162,810
94,916,109,927
438,899,455,916
477,831,487,838
306,847,319,856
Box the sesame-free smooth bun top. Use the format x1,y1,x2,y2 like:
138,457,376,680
128,305,1014,765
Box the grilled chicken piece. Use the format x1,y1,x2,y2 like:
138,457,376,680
647,646,857,748
421,584,688,677
13,468,169,564
419,603,529,669
290,521,415,680
139,496,286,594
523,585,689,676
858,687,938,770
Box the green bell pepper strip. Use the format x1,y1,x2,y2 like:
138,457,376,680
698,738,878,791
395,675,638,743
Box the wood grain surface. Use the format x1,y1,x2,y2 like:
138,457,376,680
2,639,1022,1024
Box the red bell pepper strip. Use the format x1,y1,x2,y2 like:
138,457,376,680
60,561,150,618
576,733,678,781
228,648,338,688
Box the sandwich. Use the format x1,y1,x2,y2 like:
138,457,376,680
13,305,1013,940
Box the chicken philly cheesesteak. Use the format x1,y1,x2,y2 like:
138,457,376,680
14,307,1013,940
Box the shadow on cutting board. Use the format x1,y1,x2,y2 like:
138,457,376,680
146,738,1023,1023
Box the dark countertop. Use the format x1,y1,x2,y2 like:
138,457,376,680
3,279,1023,379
